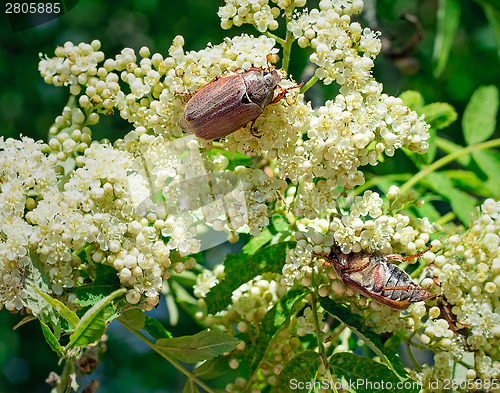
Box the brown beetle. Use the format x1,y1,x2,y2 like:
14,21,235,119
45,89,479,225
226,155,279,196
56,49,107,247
324,245,436,310
179,66,302,140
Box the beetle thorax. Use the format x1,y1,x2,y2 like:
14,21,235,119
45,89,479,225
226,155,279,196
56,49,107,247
243,69,281,109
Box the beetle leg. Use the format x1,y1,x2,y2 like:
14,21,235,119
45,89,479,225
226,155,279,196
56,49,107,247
344,261,371,274
249,120,262,138
378,284,421,291
174,91,194,97
373,264,385,290
385,244,433,263
270,81,305,104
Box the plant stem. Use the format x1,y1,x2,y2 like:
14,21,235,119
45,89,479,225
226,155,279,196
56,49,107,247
57,359,75,393
435,211,456,226
263,31,286,47
410,259,433,279
119,321,216,393
300,75,318,94
400,138,500,194
456,359,474,369
282,28,294,71
405,341,422,372
310,281,338,393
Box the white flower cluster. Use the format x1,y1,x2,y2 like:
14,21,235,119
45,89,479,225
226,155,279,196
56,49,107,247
39,17,428,217
0,137,56,310
0,136,175,310
414,199,500,389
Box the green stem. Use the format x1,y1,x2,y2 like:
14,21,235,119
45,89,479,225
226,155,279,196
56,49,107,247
120,321,216,393
281,29,294,71
300,75,318,94
400,138,500,194
57,359,75,393
310,281,338,393
456,359,474,369
405,341,422,372
435,211,456,226
410,258,433,279
263,31,286,47
349,174,412,198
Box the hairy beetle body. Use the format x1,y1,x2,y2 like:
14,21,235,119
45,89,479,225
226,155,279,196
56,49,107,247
179,67,297,140
327,246,436,310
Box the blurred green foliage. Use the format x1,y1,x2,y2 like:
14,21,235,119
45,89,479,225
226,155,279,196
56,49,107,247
0,0,499,392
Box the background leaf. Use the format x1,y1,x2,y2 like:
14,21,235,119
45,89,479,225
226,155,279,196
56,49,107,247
319,297,408,381
433,0,461,77
66,288,126,349
205,242,295,314
472,150,500,195
423,172,478,224
481,2,500,62
463,85,499,145
72,263,122,308
399,91,425,112
421,102,457,130
270,351,320,393
31,286,79,329
331,352,418,393
248,287,308,376
39,320,64,357
155,330,240,364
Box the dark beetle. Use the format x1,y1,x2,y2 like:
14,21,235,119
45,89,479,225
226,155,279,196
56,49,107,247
179,67,301,140
325,245,436,310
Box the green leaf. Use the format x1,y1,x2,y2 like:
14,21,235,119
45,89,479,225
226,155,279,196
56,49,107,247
165,288,180,326
435,137,470,166
463,85,499,145
421,102,457,130
205,242,295,314
13,315,37,330
432,0,461,77
249,286,308,376
241,227,274,255
118,309,173,340
270,351,320,393
31,286,80,329
144,315,173,340
192,356,230,380
118,309,146,331
399,91,425,112
21,253,61,332
472,150,500,194
411,197,442,222
424,172,478,224
39,320,64,357
182,380,200,393
319,298,408,381
331,352,418,393
482,2,500,62
155,329,240,364
72,263,122,307
66,288,126,349
444,169,493,197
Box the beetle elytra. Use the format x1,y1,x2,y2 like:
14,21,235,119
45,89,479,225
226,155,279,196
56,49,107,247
179,66,302,140
323,245,436,310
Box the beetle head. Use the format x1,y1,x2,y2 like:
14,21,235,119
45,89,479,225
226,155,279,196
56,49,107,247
263,69,281,91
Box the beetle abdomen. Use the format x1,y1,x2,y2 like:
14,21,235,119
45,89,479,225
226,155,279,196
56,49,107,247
180,75,264,140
